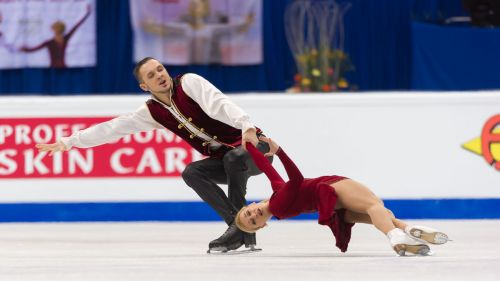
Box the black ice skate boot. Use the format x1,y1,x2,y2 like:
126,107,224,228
243,232,260,251
207,222,244,253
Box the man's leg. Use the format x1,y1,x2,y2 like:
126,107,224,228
182,143,271,252
223,148,250,210
182,157,249,252
182,157,236,225
221,142,272,248
224,142,272,207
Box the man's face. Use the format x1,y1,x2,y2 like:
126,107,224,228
139,59,172,97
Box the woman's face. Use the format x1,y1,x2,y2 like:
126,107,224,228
238,202,269,231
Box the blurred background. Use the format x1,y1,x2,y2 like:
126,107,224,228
0,0,499,223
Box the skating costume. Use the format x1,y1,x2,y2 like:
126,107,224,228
246,144,354,252
146,74,262,158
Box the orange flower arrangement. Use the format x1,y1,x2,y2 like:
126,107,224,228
284,0,354,93
289,48,354,93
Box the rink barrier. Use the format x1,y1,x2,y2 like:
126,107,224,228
0,198,499,222
1,94,500,222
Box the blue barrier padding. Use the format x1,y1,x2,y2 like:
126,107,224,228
0,198,499,222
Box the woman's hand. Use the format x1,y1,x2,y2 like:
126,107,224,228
258,136,279,157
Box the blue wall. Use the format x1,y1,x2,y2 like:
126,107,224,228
0,0,470,95
0,199,498,222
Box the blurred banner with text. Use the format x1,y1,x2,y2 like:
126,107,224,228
0,0,96,69
130,0,262,65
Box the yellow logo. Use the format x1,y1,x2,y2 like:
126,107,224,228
462,114,500,171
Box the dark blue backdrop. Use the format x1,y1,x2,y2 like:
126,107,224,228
0,0,472,95
412,21,500,90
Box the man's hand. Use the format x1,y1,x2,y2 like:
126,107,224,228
241,128,258,151
258,136,279,157
35,141,68,156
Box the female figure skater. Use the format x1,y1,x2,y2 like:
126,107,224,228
19,4,91,68
236,137,449,256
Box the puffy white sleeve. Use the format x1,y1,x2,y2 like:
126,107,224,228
181,73,255,133
60,103,163,149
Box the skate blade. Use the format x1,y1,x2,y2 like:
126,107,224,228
393,244,431,256
409,228,450,245
207,248,262,255
207,242,245,254
207,247,228,254
245,244,261,251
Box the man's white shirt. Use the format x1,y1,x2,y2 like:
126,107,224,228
61,73,255,149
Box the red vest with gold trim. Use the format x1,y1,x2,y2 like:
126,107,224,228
146,74,262,158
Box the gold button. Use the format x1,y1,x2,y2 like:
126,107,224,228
190,134,195,139
213,136,218,140
200,128,205,132
188,117,193,122
178,124,183,129
202,142,208,146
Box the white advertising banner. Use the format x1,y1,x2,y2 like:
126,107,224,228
0,0,96,68
130,0,262,65
0,92,499,203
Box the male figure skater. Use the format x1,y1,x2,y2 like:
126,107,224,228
36,57,271,252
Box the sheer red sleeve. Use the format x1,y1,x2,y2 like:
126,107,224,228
246,143,285,191
274,147,304,185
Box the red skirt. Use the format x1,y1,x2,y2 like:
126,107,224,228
316,176,355,253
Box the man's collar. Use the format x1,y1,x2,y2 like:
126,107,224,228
151,87,173,107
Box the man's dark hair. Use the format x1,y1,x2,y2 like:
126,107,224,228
133,57,155,83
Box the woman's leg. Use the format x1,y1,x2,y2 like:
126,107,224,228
343,210,371,224
333,179,431,255
385,209,409,230
332,179,395,234
382,209,449,244
344,209,408,231
336,180,448,249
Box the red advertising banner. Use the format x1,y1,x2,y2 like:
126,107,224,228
0,117,202,178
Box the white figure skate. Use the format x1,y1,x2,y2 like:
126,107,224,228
388,228,430,256
405,225,450,245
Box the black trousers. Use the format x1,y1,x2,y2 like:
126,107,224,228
182,142,271,225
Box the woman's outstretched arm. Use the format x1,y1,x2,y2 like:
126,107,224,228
245,143,284,191
256,136,304,185
274,147,304,185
